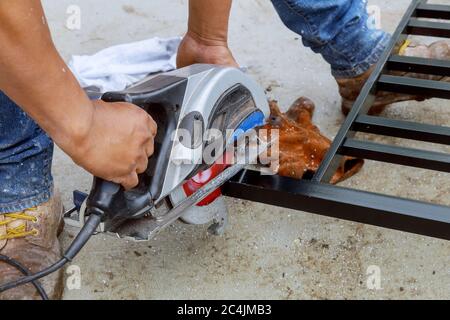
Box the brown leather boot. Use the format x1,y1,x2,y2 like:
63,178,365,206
337,40,450,116
0,192,64,300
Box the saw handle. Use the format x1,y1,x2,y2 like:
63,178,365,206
85,178,122,217
86,177,152,230
85,74,188,231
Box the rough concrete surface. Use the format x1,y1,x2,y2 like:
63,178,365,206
40,0,450,299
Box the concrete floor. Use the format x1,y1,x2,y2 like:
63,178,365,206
41,0,450,299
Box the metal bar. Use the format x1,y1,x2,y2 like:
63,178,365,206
340,139,450,173
387,55,450,76
408,18,450,38
222,170,450,241
354,115,450,145
221,1,450,242
416,3,450,20
312,0,421,183
378,74,450,99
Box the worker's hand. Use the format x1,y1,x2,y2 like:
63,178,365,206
70,100,157,190
177,31,239,68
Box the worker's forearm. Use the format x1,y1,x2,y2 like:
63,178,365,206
188,0,232,45
0,0,92,152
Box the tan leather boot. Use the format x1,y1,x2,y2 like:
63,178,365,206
337,40,450,115
0,193,64,300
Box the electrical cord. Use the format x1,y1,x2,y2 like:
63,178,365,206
0,213,103,297
0,254,49,300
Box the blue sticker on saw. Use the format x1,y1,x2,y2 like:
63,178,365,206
232,111,265,141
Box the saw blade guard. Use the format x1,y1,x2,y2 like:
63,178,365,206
177,110,266,227
181,110,265,206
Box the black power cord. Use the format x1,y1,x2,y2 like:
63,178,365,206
0,254,49,300
0,213,102,298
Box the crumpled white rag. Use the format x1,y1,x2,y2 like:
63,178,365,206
69,36,181,93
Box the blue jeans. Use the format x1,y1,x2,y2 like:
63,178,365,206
271,0,390,78
0,94,54,213
0,0,390,213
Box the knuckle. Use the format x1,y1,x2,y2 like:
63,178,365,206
137,109,151,121
149,118,158,134
148,144,155,156
127,160,137,173
124,174,138,190
137,165,147,174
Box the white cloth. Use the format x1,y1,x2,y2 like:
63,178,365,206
69,36,181,93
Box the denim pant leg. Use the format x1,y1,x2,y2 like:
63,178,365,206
0,92,54,214
270,0,391,78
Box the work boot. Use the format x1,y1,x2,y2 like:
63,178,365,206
338,40,450,115
0,192,64,300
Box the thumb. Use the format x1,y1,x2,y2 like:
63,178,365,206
115,172,139,190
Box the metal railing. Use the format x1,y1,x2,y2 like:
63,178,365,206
223,0,450,240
